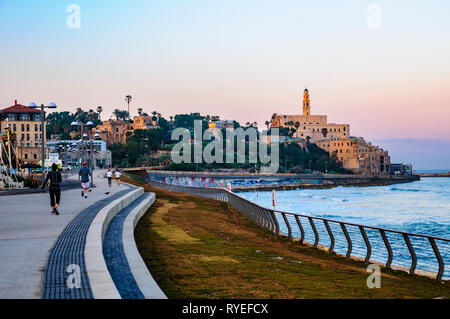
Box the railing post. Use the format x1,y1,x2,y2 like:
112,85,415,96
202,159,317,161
323,220,335,253
379,230,393,270
281,213,292,238
402,233,417,275
428,238,444,281
359,226,371,263
294,215,305,244
308,217,319,248
341,223,352,259
270,210,280,235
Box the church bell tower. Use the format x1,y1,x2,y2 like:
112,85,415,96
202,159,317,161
302,88,311,116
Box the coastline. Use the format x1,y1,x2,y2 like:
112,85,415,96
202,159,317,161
230,175,419,192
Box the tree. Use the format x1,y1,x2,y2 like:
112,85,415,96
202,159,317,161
125,95,132,115
97,106,103,120
137,107,143,116
87,109,96,121
121,110,130,121
151,111,158,121
75,108,83,119
113,109,121,121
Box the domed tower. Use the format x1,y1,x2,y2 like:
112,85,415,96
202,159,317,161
302,88,311,116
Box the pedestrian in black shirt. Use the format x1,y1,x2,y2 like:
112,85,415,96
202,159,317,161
42,163,62,215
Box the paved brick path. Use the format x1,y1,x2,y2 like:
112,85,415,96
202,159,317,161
103,193,151,299
42,187,132,299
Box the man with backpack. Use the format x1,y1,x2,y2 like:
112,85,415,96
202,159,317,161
42,163,62,215
79,161,92,199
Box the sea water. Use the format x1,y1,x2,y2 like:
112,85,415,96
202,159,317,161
241,177,450,278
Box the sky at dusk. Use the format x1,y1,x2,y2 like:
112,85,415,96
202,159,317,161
1,0,449,169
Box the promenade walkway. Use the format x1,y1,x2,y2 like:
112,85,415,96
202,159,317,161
0,170,131,299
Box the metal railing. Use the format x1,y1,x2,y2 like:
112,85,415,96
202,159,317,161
139,177,449,281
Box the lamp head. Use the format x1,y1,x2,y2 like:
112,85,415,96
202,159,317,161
28,102,37,108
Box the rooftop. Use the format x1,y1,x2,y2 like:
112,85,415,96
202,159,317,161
0,100,41,114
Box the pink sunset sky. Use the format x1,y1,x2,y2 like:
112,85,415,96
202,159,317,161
1,0,449,168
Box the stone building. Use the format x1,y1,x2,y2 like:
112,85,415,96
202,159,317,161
270,89,390,175
317,137,390,176
94,115,159,145
0,100,49,165
94,119,134,145
271,89,350,142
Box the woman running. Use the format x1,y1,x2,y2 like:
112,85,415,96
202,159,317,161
114,169,121,185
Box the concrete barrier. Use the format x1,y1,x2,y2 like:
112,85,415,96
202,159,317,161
122,193,167,299
85,187,144,299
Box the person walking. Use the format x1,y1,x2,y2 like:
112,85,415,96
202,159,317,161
79,161,92,198
114,169,121,185
106,168,113,187
42,163,62,215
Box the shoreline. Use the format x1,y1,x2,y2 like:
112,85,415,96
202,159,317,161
231,177,419,192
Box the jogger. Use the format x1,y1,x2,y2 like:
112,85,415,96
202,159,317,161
42,163,62,215
107,168,112,187
79,161,92,198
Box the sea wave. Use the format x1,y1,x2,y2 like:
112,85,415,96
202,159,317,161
390,187,421,192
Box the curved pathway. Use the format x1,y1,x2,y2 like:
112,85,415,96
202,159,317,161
102,193,151,299
0,171,132,298
42,187,132,299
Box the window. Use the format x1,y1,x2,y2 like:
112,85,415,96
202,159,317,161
25,154,28,159
21,124,25,131
26,124,30,131
13,124,16,131
39,124,42,131
8,114,17,121
35,114,41,121
35,134,38,140
21,114,30,121
34,154,37,159
35,124,38,131
21,134,25,140
26,134,30,140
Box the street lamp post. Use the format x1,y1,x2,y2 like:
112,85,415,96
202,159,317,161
28,102,57,186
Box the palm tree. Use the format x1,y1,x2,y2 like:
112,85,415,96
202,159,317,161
75,107,83,119
137,108,143,116
88,109,95,121
121,110,130,121
151,111,158,121
113,109,121,121
97,106,103,121
125,95,132,115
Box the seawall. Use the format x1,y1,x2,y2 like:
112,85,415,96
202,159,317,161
124,169,419,191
